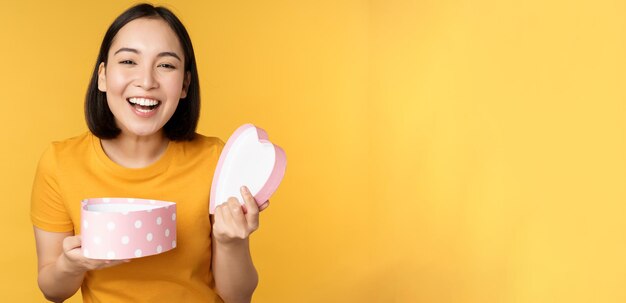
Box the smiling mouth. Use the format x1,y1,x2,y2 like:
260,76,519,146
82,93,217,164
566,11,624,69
127,97,161,113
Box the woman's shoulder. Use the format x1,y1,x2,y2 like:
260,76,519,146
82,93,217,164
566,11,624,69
173,133,225,156
190,133,225,147
46,132,93,156
36,132,92,169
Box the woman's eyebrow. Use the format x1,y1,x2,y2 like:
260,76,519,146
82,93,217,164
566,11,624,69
157,51,182,62
114,47,139,55
113,47,181,61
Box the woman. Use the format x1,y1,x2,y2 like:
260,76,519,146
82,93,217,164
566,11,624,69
31,4,262,303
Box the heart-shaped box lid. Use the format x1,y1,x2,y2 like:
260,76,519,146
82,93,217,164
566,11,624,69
210,124,287,214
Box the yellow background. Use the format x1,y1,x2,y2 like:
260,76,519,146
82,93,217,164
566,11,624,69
1,0,625,302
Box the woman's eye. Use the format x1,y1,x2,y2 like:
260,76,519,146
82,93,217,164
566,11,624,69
158,63,175,69
119,60,135,65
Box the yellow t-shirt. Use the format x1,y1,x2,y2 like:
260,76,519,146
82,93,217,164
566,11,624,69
31,132,225,303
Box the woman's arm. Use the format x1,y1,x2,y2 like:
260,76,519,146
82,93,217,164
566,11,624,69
33,227,126,302
34,228,83,302
211,186,264,303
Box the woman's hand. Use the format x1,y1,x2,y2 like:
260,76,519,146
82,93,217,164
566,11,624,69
59,235,129,275
34,228,131,302
212,186,266,246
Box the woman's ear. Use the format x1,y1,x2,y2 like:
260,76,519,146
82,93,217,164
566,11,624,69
97,62,107,92
181,71,191,99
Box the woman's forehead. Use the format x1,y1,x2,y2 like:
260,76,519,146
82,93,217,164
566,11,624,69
110,17,184,56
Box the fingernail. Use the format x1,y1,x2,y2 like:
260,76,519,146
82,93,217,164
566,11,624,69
241,186,249,194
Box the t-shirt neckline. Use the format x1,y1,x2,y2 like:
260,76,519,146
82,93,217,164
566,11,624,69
90,132,175,180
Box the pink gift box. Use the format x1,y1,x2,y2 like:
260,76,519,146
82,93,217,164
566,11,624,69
81,198,177,260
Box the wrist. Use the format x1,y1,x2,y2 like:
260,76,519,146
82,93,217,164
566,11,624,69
214,237,250,251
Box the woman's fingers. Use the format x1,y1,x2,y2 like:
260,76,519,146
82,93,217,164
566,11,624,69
226,198,247,237
214,205,227,234
99,259,129,269
62,235,87,265
240,186,259,230
60,235,130,272
217,202,232,228
214,201,235,239
62,235,82,253
212,191,262,244
259,200,270,212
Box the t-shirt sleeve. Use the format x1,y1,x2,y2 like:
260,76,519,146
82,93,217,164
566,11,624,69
30,144,74,232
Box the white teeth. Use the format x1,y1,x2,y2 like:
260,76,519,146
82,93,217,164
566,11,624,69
128,97,159,106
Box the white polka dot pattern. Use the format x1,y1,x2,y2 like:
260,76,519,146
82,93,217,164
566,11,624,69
81,198,177,260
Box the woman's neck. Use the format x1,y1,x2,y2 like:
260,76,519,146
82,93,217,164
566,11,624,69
100,132,170,169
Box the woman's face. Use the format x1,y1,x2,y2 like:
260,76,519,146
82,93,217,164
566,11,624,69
98,17,190,139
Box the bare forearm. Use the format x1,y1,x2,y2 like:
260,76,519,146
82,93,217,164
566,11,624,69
213,239,258,303
38,255,85,302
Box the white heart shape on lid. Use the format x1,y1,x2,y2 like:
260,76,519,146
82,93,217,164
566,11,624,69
210,124,287,214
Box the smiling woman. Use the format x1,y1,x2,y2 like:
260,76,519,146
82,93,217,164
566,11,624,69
85,6,200,143
30,3,263,303
96,17,190,143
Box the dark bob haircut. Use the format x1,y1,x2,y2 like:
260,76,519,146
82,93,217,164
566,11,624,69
85,3,200,141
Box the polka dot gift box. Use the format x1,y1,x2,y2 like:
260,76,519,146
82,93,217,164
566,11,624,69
81,198,177,259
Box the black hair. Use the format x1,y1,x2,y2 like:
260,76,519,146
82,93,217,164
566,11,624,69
85,3,200,141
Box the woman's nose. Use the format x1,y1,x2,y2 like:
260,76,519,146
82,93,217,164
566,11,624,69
135,67,158,90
